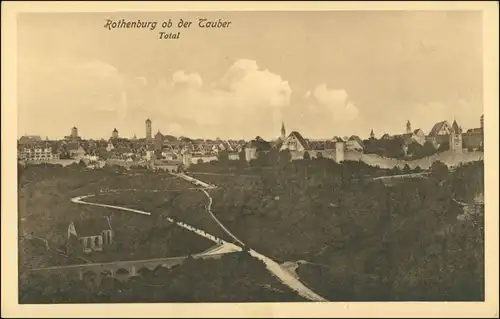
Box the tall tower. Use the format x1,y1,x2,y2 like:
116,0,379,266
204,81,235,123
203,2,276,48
406,120,412,134
370,129,375,139
145,118,152,141
281,121,286,140
71,126,78,139
154,130,163,151
480,114,484,131
450,120,463,153
112,128,119,139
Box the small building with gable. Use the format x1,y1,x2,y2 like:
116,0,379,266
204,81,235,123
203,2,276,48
67,217,114,254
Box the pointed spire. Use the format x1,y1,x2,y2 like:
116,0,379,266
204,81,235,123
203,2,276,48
406,120,412,134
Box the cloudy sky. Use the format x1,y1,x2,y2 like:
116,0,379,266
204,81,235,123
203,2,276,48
17,11,483,140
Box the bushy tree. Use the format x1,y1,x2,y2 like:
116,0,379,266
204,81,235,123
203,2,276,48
430,160,449,180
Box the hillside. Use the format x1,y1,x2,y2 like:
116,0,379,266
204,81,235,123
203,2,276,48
203,160,484,301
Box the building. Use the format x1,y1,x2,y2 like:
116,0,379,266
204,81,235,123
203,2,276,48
280,131,308,152
67,217,113,254
151,159,183,172
19,146,60,161
112,128,119,139
394,128,426,147
68,144,86,159
370,129,375,139
462,114,484,151
182,151,192,169
335,140,345,163
245,136,272,162
427,120,452,147
449,120,463,153
18,135,42,146
154,130,164,150
406,120,412,134
345,135,364,152
281,121,286,141
71,126,79,139
146,118,152,141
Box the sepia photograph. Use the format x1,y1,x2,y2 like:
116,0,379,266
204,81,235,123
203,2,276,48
2,1,499,318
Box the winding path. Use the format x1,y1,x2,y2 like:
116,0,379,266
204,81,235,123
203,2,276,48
70,174,327,302
176,173,327,302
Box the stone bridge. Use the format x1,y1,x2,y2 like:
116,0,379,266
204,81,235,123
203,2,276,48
30,248,235,283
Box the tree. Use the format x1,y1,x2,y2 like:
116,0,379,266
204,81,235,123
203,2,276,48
278,149,291,166
303,151,311,160
430,161,449,181
316,152,324,159
197,158,203,165
218,151,229,164
403,164,411,174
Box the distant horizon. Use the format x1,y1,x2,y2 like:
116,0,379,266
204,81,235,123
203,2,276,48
18,114,484,142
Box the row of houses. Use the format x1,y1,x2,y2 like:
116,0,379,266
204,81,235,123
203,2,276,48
18,115,484,164
377,117,484,153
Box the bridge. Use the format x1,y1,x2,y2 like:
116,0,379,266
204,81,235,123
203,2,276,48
30,243,239,283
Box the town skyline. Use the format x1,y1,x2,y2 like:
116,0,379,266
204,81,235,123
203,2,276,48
19,113,484,143
18,11,483,140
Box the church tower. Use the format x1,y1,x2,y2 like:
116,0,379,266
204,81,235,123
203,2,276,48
370,129,375,139
145,118,152,141
281,121,286,140
406,120,412,134
450,120,463,153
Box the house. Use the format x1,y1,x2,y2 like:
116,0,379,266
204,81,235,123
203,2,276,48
280,131,308,152
18,143,60,161
68,145,86,159
346,135,364,152
18,135,42,145
67,217,113,254
106,142,115,152
393,128,427,153
245,136,272,162
427,120,452,146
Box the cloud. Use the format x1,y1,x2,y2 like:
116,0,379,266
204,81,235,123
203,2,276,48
309,84,359,121
144,59,292,139
172,70,203,90
282,84,362,138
